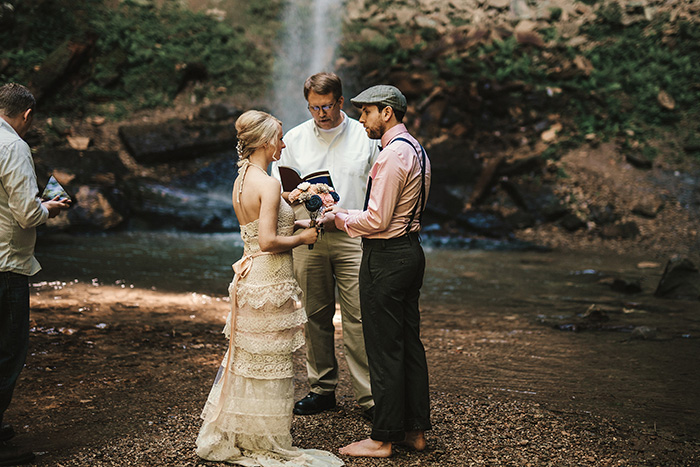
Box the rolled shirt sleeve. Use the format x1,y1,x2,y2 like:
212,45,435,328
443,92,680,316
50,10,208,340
336,150,406,238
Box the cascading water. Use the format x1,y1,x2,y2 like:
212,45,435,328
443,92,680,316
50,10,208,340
271,0,344,130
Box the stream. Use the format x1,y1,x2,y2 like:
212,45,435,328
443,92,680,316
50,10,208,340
33,230,700,442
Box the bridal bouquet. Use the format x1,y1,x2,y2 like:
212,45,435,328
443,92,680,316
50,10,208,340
289,182,339,249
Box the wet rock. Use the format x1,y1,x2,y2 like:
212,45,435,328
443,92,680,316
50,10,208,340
632,200,662,219
625,152,653,169
599,277,643,294
428,138,483,185
541,202,568,222
589,203,619,226
581,304,610,322
654,256,700,300
600,221,640,239
198,102,242,122
455,210,511,237
118,120,237,164
631,326,657,340
47,117,72,136
126,156,238,232
559,213,586,231
35,149,130,231
505,210,536,229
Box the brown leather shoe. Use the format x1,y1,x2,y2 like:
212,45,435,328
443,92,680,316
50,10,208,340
0,441,35,466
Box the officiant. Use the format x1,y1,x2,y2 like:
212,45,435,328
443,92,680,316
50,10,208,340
271,72,379,419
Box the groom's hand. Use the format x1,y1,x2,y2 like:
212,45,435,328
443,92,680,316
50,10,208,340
319,211,338,232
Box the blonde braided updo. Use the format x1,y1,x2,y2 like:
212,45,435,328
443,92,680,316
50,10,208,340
235,110,282,166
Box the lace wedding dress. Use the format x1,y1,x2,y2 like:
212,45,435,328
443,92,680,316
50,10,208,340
196,176,343,467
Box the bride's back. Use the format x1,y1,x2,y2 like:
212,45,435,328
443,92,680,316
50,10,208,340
233,167,268,226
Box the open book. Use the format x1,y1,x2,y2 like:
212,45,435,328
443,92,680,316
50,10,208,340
41,175,71,201
278,166,334,192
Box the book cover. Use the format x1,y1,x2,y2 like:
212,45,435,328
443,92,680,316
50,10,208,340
278,166,334,191
41,175,71,201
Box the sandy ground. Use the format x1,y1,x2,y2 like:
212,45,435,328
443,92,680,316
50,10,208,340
4,259,699,467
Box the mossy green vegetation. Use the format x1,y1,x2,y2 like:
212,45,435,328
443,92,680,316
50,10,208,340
0,0,278,117
339,2,700,163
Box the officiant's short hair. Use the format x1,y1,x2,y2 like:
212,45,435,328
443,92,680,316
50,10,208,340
303,72,342,102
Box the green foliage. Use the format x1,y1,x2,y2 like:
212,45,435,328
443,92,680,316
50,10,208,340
0,0,274,115
477,37,544,82
548,8,563,22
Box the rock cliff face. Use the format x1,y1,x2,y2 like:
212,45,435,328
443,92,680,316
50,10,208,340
27,0,700,259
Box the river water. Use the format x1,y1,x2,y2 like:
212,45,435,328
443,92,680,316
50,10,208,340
33,230,700,441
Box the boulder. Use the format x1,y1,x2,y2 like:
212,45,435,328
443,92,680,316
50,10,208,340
654,257,700,300
34,149,130,231
199,102,242,122
118,120,237,164
126,156,238,232
427,138,483,185
600,221,640,239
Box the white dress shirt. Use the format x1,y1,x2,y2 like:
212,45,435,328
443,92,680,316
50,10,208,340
272,111,380,211
0,117,49,275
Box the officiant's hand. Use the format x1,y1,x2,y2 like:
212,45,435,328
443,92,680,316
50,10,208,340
43,195,71,218
319,211,338,232
294,219,311,230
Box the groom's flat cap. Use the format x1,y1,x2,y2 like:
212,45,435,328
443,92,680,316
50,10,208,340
351,85,407,114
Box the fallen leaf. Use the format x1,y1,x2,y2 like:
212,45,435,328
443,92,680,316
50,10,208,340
657,90,675,110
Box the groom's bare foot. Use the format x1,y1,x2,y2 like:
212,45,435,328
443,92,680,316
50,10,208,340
398,430,426,451
339,438,392,457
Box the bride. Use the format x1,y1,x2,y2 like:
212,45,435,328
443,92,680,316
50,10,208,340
196,110,343,467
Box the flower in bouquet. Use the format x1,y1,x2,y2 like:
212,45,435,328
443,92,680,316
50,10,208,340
289,182,338,208
288,182,340,249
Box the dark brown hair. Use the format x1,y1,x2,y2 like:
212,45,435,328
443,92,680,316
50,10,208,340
0,83,35,118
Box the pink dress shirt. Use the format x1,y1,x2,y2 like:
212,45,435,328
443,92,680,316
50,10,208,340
335,124,431,239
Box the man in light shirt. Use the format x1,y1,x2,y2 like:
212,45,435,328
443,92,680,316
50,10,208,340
272,72,378,419
0,83,70,465
333,85,432,458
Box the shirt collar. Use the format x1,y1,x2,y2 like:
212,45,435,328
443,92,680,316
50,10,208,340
0,117,20,138
312,111,348,137
380,123,408,149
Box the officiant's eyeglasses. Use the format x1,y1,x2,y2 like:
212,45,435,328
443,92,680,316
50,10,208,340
308,100,338,113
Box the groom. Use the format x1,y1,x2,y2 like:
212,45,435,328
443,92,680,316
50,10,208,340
332,85,432,457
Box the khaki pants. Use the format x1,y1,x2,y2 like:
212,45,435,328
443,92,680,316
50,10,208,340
292,230,373,410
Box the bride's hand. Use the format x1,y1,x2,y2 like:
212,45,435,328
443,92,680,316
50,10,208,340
298,226,318,245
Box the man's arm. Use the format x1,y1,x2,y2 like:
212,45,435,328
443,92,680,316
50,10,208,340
0,141,49,228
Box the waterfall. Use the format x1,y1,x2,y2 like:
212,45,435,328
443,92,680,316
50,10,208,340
271,0,344,131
